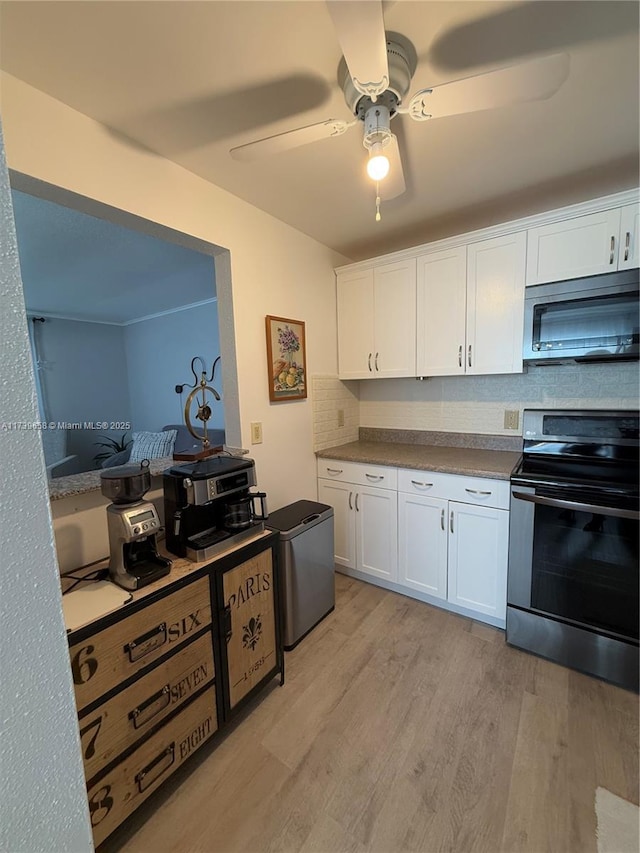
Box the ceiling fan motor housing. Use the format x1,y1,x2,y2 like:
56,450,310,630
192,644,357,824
340,36,414,119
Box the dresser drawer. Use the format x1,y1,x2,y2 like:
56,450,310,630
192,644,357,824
69,576,212,712
317,458,397,489
78,633,215,781
87,687,217,847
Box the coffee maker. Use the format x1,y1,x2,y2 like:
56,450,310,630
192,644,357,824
163,456,267,562
101,464,172,590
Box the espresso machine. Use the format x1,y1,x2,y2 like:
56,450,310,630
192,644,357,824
101,463,172,590
163,456,267,561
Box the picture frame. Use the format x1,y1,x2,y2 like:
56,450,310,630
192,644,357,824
265,315,307,402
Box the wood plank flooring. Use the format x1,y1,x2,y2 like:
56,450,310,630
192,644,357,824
106,575,639,853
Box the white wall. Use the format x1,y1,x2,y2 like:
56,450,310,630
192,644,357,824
0,125,93,852
125,301,223,433
1,72,349,513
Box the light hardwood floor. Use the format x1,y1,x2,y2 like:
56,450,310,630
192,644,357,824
107,574,639,853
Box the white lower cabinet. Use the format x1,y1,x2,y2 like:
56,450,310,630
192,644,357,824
317,460,397,582
447,501,509,620
318,458,510,626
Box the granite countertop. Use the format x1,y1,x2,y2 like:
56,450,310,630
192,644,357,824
316,430,522,480
49,447,248,501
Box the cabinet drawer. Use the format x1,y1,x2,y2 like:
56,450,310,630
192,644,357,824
317,459,397,489
87,687,217,847
397,468,449,496
69,576,212,712
78,633,215,781
442,474,510,509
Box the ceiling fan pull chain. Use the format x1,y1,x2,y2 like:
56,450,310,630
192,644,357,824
375,183,381,222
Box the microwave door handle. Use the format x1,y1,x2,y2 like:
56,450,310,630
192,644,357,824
511,490,639,520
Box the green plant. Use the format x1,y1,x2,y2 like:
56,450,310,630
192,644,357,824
93,432,132,466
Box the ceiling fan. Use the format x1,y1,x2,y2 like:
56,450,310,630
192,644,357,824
230,1,570,219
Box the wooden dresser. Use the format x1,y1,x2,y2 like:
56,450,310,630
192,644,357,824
65,532,282,847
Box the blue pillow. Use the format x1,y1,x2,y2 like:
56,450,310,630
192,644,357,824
129,430,177,462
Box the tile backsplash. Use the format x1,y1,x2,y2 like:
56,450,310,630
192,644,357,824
311,375,359,450
312,362,639,449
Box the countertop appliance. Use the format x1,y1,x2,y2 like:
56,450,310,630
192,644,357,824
507,409,639,691
163,455,267,561
100,463,171,590
523,269,639,364
266,500,335,651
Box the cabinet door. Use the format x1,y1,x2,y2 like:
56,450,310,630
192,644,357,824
222,549,277,710
337,268,375,378
373,259,417,377
318,478,356,569
525,208,622,285
618,203,640,270
467,232,526,375
398,492,447,598
355,486,398,581
416,247,467,376
447,502,508,620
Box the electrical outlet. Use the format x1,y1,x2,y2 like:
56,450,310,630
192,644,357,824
337,409,345,428
250,422,263,444
504,409,519,430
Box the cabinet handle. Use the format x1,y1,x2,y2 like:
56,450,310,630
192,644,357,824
348,491,353,511
375,352,379,371
609,235,615,264
366,473,384,481
624,231,631,262
326,467,343,475
368,353,372,372
135,743,175,793
450,510,454,534
355,493,359,512
468,344,472,368
126,622,167,663
458,345,462,367
440,509,445,531
129,684,171,730
465,488,492,496
411,480,434,488
223,604,233,643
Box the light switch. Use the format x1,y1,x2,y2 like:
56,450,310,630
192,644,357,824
250,422,263,444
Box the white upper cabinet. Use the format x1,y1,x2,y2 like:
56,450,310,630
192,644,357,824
525,208,623,285
337,259,416,379
618,204,640,270
466,231,527,375
416,247,467,376
416,233,526,377
336,268,375,379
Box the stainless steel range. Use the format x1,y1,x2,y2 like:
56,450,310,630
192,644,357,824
507,409,639,691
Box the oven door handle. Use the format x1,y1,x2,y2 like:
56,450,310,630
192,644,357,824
511,490,639,520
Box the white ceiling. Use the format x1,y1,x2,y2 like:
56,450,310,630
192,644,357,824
12,190,216,324
1,1,638,261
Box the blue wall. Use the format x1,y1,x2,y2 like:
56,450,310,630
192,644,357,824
37,317,132,474
125,301,223,434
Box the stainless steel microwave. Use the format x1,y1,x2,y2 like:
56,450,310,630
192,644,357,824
523,269,639,364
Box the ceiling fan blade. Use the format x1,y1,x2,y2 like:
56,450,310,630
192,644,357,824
230,119,356,161
326,0,389,101
379,135,405,200
406,54,570,122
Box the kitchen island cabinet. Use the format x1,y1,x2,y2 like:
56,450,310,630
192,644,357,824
65,532,282,847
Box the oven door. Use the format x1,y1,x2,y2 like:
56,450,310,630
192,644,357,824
508,485,639,642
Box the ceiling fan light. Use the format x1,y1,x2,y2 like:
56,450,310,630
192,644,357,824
367,142,390,181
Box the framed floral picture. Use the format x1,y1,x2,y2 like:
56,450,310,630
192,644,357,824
265,315,307,402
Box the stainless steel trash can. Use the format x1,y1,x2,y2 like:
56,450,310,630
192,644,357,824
266,500,335,650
